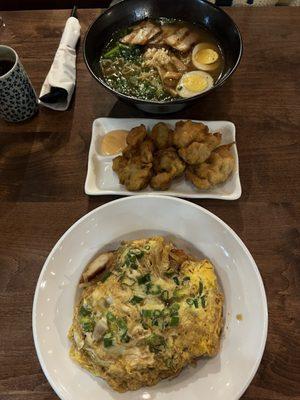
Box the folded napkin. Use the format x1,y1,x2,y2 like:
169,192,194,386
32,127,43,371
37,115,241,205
39,16,81,111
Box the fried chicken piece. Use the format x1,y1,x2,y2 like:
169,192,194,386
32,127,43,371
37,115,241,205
173,120,209,148
120,21,161,45
186,144,235,190
126,125,147,147
140,140,154,163
112,155,152,191
150,172,174,190
150,148,185,190
151,122,173,150
178,132,222,165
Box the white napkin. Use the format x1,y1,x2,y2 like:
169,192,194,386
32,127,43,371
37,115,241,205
39,16,81,111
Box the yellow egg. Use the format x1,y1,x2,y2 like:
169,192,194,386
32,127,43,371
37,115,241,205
192,43,220,71
195,48,218,65
177,71,213,98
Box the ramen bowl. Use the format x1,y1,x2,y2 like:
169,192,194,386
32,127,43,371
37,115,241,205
84,0,243,114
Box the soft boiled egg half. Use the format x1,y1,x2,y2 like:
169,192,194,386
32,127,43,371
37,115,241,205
176,70,213,98
192,43,220,71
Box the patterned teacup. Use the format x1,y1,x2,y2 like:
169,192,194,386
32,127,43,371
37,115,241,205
0,45,38,122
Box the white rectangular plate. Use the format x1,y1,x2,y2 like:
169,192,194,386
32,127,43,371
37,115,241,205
85,118,241,200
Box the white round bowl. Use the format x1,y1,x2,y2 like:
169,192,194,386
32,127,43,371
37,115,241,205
33,195,268,400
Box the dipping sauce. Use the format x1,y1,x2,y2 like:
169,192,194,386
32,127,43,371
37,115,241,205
100,130,128,156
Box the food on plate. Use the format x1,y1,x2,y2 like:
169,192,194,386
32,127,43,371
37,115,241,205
112,155,152,191
150,122,174,149
68,236,224,392
173,120,209,148
111,120,234,191
178,132,222,164
186,144,235,189
151,148,186,190
99,18,224,101
100,129,128,156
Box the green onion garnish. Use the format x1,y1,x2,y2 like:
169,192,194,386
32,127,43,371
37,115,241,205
137,273,151,285
147,334,166,353
161,290,169,302
153,309,161,318
106,312,116,322
141,309,153,318
173,276,180,285
82,321,94,332
79,305,91,317
121,333,130,343
145,245,150,250
199,281,203,296
186,298,194,306
170,316,180,326
103,332,114,348
130,295,144,305
193,298,199,308
201,296,206,308
100,270,112,282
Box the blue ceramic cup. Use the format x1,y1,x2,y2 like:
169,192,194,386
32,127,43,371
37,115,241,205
0,45,38,122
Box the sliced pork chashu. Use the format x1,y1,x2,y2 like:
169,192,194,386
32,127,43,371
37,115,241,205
120,21,161,45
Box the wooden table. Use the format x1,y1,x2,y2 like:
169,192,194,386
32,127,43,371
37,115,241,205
0,7,299,400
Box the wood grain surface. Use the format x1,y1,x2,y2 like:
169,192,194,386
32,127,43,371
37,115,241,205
0,7,299,400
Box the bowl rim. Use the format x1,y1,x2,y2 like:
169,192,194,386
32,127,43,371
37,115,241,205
32,194,268,400
83,0,243,105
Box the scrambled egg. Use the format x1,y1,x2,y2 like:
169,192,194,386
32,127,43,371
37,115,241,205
68,237,223,392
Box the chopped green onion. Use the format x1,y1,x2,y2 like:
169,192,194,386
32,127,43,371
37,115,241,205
193,298,199,308
145,282,152,294
173,288,187,300
141,309,153,318
145,245,150,250
153,309,161,318
103,337,113,348
161,290,169,302
100,270,112,282
106,312,116,324
173,276,180,285
130,295,144,305
79,305,91,317
161,308,170,317
137,273,151,285
177,86,183,91
170,316,180,326
152,319,159,326
186,298,194,306
170,303,180,316
121,333,130,343
147,334,166,353
182,276,190,285
201,296,206,308
164,270,175,277
82,321,94,332
117,318,127,330
199,281,203,296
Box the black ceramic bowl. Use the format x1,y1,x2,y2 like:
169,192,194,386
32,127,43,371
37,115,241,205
84,0,243,114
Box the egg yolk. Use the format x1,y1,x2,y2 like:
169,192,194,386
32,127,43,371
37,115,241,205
195,48,218,65
182,75,208,92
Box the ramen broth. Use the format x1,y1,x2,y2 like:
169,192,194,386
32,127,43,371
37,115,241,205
99,18,224,102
